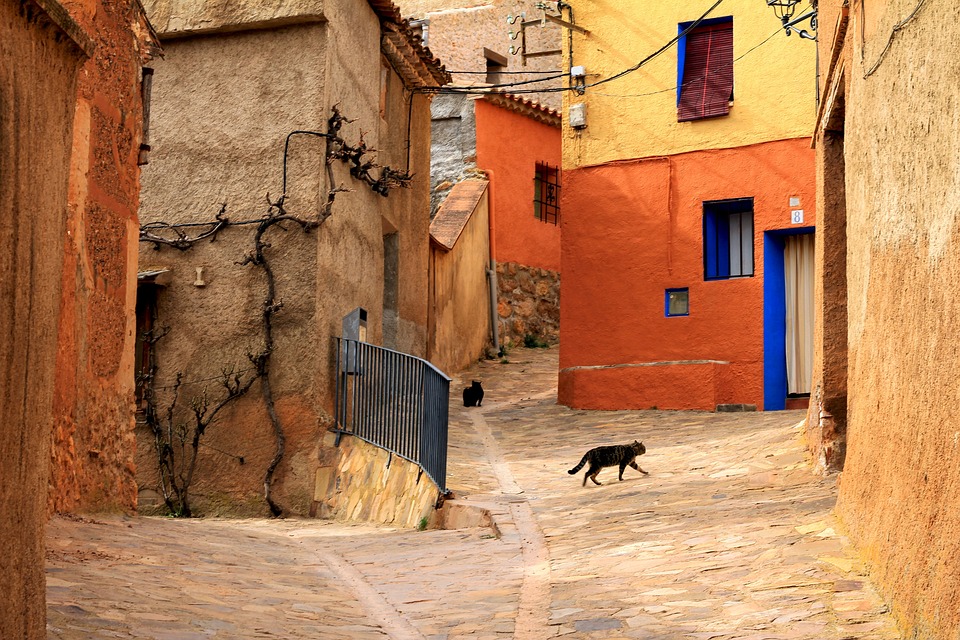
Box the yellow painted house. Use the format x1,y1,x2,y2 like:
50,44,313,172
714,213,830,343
557,0,820,412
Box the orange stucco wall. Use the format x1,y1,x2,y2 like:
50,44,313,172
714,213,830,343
559,137,815,411
475,99,561,272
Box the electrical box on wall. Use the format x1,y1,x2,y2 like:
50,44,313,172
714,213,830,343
569,103,586,129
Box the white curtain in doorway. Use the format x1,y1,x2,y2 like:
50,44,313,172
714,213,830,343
784,234,815,395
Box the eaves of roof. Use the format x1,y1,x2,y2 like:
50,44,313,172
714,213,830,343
481,91,561,128
430,179,489,251
368,0,450,88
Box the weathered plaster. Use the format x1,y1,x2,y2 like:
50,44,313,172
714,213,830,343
814,1,960,637
142,0,326,37
49,0,153,516
429,185,493,374
1,0,85,633
137,0,435,516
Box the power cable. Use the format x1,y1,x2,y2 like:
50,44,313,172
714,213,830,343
420,0,728,97
863,0,927,78
585,0,726,89
446,69,559,75
591,26,782,99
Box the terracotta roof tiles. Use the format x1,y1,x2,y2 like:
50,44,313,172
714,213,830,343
482,91,562,128
430,180,489,251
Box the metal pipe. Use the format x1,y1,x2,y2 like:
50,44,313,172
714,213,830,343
484,170,502,356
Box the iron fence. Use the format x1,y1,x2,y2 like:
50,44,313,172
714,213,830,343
333,337,450,493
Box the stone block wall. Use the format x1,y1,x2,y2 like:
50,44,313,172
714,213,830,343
496,261,559,348
312,432,441,529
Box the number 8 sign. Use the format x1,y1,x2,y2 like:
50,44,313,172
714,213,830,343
791,209,804,224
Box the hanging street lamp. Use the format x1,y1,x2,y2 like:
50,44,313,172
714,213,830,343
766,0,818,40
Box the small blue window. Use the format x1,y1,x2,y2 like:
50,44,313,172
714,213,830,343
665,288,689,317
703,198,754,280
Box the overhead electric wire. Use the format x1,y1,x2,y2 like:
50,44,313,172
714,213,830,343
421,71,566,93
591,26,782,99
446,69,560,75
419,0,728,97
863,0,926,78
585,0,726,89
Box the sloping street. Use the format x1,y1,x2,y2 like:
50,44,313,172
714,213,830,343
47,346,900,639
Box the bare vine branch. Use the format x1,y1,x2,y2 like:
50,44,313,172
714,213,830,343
139,106,410,517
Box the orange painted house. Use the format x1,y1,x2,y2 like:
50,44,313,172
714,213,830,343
559,0,817,411
476,94,562,273
475,93,562,346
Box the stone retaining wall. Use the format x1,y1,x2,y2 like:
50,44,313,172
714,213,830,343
312,432,442,529
496,262,560,349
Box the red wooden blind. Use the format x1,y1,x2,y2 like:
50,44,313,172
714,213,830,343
678,22,733,122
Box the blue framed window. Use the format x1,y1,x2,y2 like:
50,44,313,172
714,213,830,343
665,288,689,317
703,198,754,280
677,17,734,121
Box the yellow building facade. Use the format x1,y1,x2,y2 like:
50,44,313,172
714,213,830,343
558,0,820,412
562,0,816,165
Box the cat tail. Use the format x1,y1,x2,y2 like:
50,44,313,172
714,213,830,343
568,456,588,475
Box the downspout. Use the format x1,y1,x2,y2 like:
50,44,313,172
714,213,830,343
484,170,502,356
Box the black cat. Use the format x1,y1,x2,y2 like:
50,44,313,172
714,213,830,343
568,440,648,486
462,380,484,407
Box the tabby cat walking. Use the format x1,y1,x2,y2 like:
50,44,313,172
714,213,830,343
568,441,648,486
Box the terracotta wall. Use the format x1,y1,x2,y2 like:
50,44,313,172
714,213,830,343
559,138,815,410
475,98,561,272
1,1,87,632
813,1,960,637
49,0,153,515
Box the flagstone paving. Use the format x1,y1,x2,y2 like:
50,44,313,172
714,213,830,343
47,346,903,639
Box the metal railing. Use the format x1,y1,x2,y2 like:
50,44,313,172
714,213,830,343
333,337,450,493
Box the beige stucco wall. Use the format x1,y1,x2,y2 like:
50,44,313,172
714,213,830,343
428,191,493,374
138,0,433,516
814,1,960,638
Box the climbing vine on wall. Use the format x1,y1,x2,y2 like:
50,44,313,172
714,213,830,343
139,106,412,517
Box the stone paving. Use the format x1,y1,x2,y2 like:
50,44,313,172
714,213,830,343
47,346,903,639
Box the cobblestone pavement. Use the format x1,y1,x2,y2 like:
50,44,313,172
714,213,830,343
47,346,903,639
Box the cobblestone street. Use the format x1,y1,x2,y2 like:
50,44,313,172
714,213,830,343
47,346,902,639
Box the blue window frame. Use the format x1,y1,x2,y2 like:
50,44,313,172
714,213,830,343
703,198,754,280
665,288,689,317
677,16,734,121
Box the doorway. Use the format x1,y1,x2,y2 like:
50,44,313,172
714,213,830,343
763,228,815,410
784,234,814,398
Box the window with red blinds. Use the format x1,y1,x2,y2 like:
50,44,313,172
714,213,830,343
678,21,733,122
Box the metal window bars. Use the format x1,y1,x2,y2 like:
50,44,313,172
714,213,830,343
333,337,451,493
534,161,561,225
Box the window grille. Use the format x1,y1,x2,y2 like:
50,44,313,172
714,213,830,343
678,18,734,122
534,162,561,225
